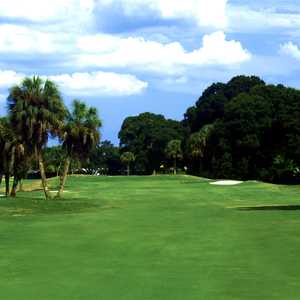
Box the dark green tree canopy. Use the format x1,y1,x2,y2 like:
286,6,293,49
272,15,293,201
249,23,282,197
83,140,122,175
184,76,265,133
184,77,300,183
165,140,182,160
119,112,185,174
120,152,135,165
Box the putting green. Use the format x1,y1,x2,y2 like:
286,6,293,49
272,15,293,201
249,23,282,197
0,175,300,299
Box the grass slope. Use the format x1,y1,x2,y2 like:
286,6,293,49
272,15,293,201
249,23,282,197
0,175,300,299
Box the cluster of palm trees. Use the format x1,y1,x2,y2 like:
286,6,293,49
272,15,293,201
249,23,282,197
165,124,214,175
0,76,101,199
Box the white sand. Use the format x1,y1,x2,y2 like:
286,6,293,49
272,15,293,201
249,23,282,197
210,180,243,186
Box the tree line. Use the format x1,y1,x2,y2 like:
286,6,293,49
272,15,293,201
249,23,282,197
1,75,300,198
117,75,300,183
184,76,300,183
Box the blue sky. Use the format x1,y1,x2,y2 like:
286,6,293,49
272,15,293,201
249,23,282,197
1,0,300,144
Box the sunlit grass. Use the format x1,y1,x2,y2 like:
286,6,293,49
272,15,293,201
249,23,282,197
0,175,300,299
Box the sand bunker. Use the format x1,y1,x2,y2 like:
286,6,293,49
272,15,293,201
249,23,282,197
210,180,243,186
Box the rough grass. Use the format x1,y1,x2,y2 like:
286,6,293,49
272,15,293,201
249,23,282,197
0,175,300,299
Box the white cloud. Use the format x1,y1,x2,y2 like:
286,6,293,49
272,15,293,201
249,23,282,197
48,71,148,96
0,70,24,88
228,5,300,33
98,0,228,29
0,70,147,96
77,31,251,74
0,26,251,77
4,0,300,34
0,0,94,23
280,42,300,60
0,25,66,54
2,0,300,36
0,0,228,29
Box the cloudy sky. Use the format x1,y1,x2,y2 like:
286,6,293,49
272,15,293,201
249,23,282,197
1,0,300,143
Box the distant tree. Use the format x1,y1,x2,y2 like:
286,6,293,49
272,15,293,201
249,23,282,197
43,146,64,177
58,100,101,197
83,140,122,175
119,113,185,174
187,124,214,174
270,155,300,183
8,76,67,199
184,76,265,133
165,139,182,175
0,117,30,197
120,152,135,176
0,117,16,196
184,77,300,183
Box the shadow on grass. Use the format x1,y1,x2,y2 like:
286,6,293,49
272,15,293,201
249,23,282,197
0,196,99,216
180,181,210,185
237,205,300,211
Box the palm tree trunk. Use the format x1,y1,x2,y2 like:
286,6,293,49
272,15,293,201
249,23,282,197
19,180,24,192
0,172,3,197
57,162,62,178
9,146,15,175
199,157,202,176
174,157,177,175
127,164,130,176
71,160,75,175
57,157,70,198
10,176,19,197
5,173,10,197
37,151,51,199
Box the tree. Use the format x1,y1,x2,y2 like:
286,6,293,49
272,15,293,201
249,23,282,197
0,117,29,197
83,141,122,175
119,113,185,174
0,117,15,196
43,146,64,177
120,152,135,175
8,76,67,199
187,124,214,174
165,140,182,174
184,76,300,183
58,100,101,197
10,143,30,197
184,76,265,133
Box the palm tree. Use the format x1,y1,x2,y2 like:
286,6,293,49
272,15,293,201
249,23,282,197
58,100,101,197
120,152,135,176
187,124,214,173
0,117,27,197
165,139,182,175
10,143,30,197
0,118,16,196
8,76,67,199
0,118,11,196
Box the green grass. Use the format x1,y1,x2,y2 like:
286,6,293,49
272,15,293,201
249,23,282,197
0,175,300,299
